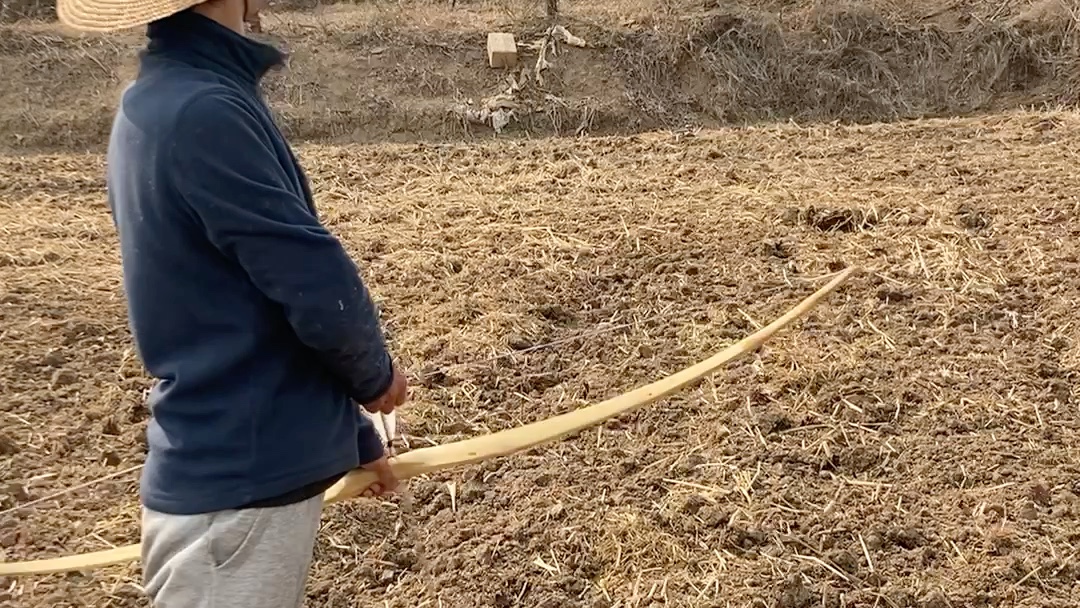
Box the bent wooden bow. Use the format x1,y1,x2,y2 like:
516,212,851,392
0,267,855,576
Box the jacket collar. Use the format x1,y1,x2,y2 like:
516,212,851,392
145,10,284,88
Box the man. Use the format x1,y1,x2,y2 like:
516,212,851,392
56,0,405,605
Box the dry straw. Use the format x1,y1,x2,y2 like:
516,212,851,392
0,268,855,576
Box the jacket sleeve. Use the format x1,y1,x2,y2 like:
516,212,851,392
168,90,394,406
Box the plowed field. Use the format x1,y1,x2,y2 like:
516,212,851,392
2,112,1079,607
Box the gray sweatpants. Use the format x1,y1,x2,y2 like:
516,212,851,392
140,494,324,608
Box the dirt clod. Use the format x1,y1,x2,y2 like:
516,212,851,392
0,529,19,548
506,334,532,350
777,575,816,608
921,590,950,608
41,351,66,367
0,433,18,456
1030,481,1052,506
48,368,78,388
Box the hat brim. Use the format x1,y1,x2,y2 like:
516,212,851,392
57,0,204,32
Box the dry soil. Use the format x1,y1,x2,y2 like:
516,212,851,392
2,111,1080,607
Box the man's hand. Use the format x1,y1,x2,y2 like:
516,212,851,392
360,453,398,498
359,366,406,498
363,366,407,415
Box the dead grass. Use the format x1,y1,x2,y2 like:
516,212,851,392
1,0,1079,151
614,0,1080,126
2,110,1080,606
0,0,50,22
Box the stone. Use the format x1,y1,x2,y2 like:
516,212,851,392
486,33,517,68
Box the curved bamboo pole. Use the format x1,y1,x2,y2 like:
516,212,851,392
0,267,855,577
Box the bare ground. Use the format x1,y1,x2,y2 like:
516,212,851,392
2,110,1080,607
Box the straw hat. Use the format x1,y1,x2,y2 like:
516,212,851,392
57,0,207,32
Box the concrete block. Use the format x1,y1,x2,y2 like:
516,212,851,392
487,33,518,69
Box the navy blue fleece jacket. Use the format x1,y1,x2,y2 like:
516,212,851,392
107,10,390,514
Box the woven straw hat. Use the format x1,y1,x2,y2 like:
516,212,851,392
57,0,206,32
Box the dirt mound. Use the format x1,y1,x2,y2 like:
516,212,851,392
0,0,1078,151
3,111,1080,607
618,0,1080,123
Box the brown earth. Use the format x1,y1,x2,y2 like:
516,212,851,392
3,0,1080,606
2,110,1080,607
0,0,1079,151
